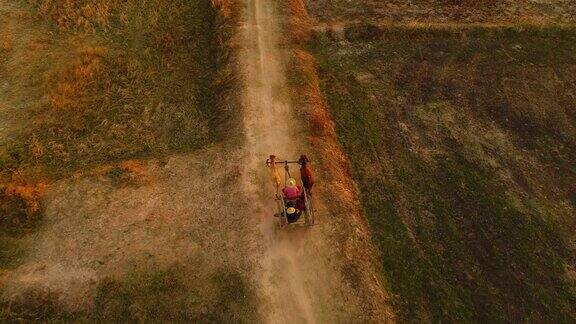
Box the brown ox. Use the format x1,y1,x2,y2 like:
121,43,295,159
298,155,315,196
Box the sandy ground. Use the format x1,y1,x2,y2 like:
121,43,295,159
239,0,390,322
2,147,259,312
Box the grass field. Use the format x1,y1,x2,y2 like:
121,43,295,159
0,0,250,321
0,0,220,236
1,0,220,178
310,26,576,322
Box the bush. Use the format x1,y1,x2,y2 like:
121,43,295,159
0,181,46,233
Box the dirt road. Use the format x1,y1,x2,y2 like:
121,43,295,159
239,0,389,322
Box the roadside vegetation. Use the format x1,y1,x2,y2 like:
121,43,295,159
310,26,576,322
1,0,249,320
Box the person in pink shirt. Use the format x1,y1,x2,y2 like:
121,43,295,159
282,178,302,199
283,178,306,213
282,178,304,222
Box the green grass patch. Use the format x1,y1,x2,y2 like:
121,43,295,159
311,26,576,321
1,0,222,179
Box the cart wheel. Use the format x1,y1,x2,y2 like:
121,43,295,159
307,205,314,226
278,198,287,227
304,191,315,226
303,210,310,226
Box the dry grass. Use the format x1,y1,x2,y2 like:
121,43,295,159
284,0,372,242
210,0,244,141
71,159,151,186
30,0,112,31
3,182,46,216
0,178,47,232
280,0,397,321
47,46,107,110
117,160,148,182
292,49,332,136
282,0,313,43
211,0,234,19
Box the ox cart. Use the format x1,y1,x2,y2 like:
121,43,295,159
266,156,315,227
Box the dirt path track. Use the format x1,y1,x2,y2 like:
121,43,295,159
239,0,388,322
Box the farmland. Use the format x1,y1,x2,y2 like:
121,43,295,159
308,15,576,323
0,0,259,322
307,0,576,24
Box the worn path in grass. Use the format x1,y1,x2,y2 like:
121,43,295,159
239,0,387,322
